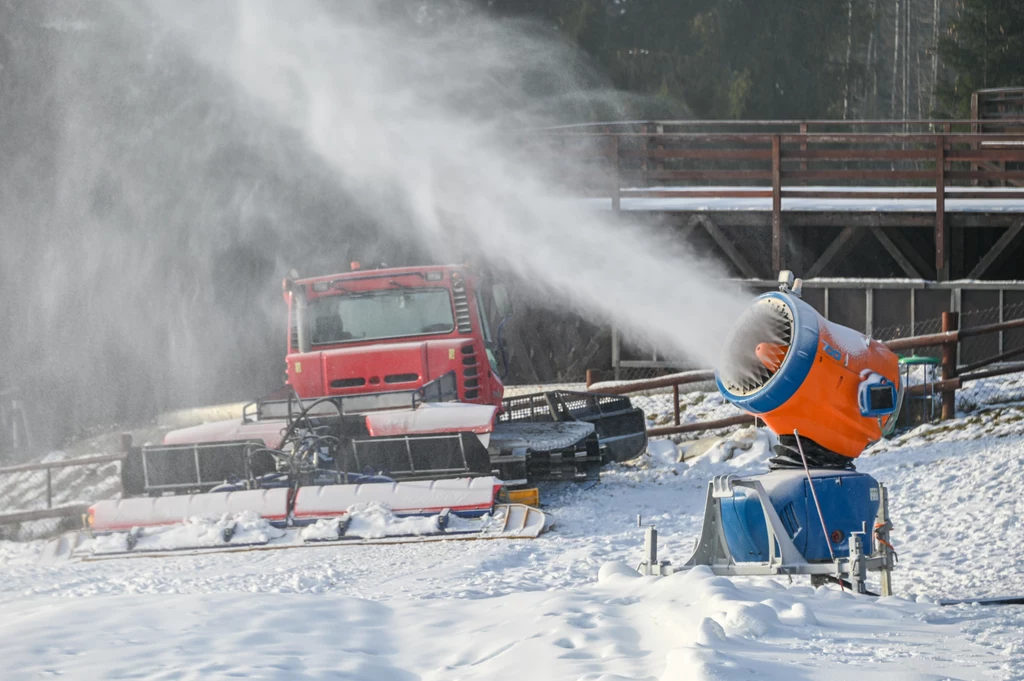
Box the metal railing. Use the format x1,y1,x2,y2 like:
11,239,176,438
0,453,124,526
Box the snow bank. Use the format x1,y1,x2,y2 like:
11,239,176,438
301,502,448,541
86,510,287,555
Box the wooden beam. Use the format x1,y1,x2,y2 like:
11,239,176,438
644,211,1024,230
678,215,701,242
647,413,754,438
0,453,124,476
0,504,89,526
696,215,760,279
968,217,1024,279
975,159,1023,187
881,226,935,279
869,226,922,278
805,226,864,278
952,223,965,278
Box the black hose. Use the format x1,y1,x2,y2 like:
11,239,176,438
279,396,343,450
824,575,879,597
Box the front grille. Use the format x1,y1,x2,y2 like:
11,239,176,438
459,344,481,400
451,277,473,333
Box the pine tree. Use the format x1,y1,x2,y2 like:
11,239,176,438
935,0,1024,116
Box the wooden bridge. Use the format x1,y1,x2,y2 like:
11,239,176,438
539,116,1024,281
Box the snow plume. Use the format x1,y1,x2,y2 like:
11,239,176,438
1,2,750,443
153,0,751,363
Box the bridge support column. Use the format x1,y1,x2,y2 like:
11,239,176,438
935,136,949,281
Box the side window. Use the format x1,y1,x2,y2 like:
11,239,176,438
475,288,493,343
475,287,500,374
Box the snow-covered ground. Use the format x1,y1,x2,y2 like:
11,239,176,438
2,397,1023,680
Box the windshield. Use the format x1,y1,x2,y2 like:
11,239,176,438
307,288,455,345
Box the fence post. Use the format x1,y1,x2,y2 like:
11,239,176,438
46,468,52,509
640,122,649,187
798,122,808,172
941,311,959,420
586,369,597,389
608,126,621,213
611,326,621,381
771,135,783,272
672,384,681,426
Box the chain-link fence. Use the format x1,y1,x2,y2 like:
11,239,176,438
875,301,1024,414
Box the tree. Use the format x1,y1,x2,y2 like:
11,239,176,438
935,0,1024,116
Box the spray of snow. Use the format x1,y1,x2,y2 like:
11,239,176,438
145,0,751,369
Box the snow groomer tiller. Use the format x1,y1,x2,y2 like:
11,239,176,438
638,271,901,595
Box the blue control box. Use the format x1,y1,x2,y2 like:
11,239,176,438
719,469,880,562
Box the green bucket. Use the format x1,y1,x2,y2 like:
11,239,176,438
897,355,941,427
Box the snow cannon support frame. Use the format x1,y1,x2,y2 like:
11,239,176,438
638,473,896,595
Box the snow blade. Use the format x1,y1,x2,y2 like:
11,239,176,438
38,503,547,563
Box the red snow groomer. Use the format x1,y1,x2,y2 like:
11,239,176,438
43,264,646,561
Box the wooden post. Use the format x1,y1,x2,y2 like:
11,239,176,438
672,384,681,426
655,123,665,174
771,135,783,273
609,128,621,213
640,122,649,187
611,326,621,381
799,122,808,171
941,311,959,420
45,468,52,509
585,369,597,389
935,135,948,281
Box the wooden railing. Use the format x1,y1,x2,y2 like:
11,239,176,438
536,119,1024,280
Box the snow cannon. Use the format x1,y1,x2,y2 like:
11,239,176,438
716,271,902,462
635,272,899,595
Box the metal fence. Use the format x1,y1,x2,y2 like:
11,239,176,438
875,301,1024,411
0,454,123,540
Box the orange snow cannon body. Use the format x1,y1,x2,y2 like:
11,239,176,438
716,277,902,460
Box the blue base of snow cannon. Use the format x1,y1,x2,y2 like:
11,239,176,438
719,469,880,563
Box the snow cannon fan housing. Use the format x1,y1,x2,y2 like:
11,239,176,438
715,274,902,459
